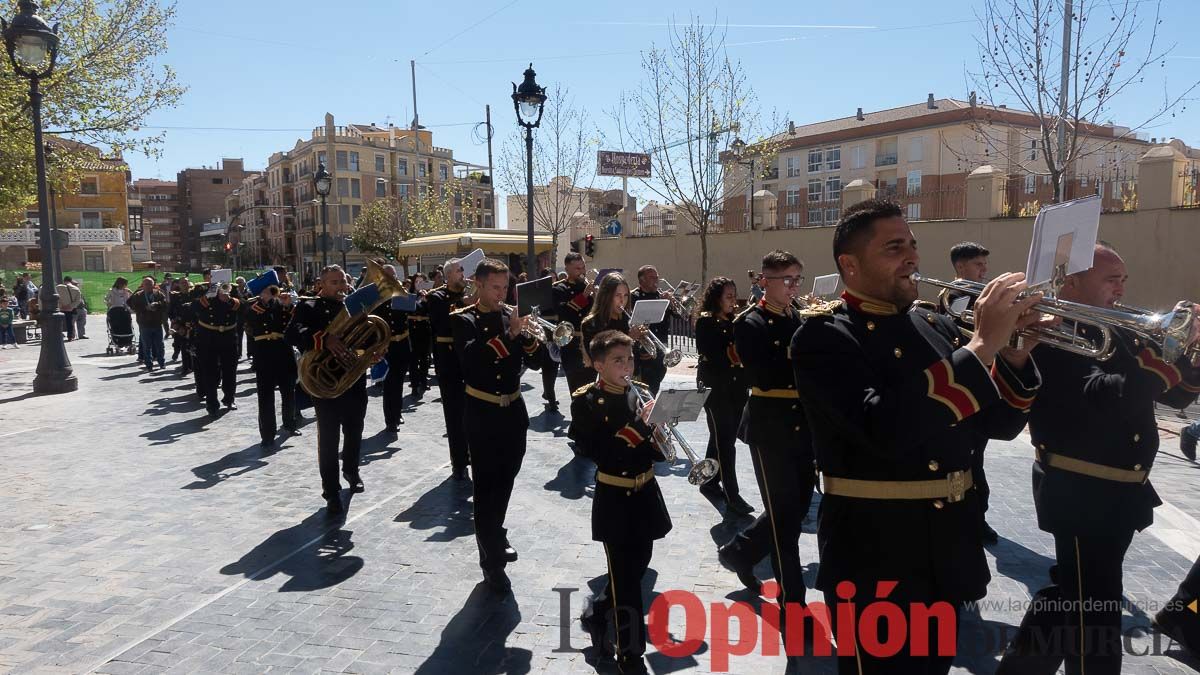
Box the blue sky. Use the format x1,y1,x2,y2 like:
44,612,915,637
128,0,1200,225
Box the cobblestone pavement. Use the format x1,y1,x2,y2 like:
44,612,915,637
0,342,1197,674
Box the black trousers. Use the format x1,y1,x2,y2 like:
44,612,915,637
727,442,815,608
254,341,297,441
434,356,470,472
175,335,192,373
409,332,430,391
1182,555,1200,598
464,395,527,571
703,384,747,500
973,436,990,516
382,341,410,429
635,354,667,395
594,537,655,663
539,347,559,403
196,331,238,408
313,379,367,499
997,530,1134,675
824,588,960,675
562,346,593,395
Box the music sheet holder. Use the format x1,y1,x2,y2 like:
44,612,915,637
391,293,420,312
629,299,669,326
515,275,554,316
647,388,710,425
812,273,841,298
1025,195,1101,290
457,248,486,278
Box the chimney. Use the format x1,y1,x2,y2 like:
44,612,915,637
999,104,1007,109
969,91,977,107
856,107,865,121
927,94,937,109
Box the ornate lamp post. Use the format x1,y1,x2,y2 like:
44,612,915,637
512,64,547,276
731,137,757,230
3,0,76,394
313,162,332,269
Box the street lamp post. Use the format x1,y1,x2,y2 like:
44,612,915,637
313,162,332,270
731,137,756,230
4,0,76,394
512,64,547,277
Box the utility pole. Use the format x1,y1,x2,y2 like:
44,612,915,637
1056,0,1073,202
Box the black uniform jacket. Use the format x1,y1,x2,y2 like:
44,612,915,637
696,311,747,390
372,301,412,349
582,313,633,363
790,290,1042,602
284,296,344,354
568,379,673,543
418,286,468,374
450,303,543,397
630,288,672,344
734,299,807,449
192,294,241,340
553,278,592,366
1030,324,1200,536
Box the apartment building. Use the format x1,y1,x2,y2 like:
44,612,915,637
260,114,495,281
724,94,1152,229
0,140,132,272
128,179,181,270
177,158,254,270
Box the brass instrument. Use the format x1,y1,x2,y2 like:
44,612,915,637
624,308,683,367
502,304,543,343
658,279,698,315
529,306,575,346
626,376,719,485
911,272,1199,363
298,259,405,399
462,278,476,298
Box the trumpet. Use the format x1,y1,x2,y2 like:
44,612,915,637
910,272,1199,363
658,279,697,315
528,306,575,346
624,308,683,367
463,278,476,298
626,376,719,485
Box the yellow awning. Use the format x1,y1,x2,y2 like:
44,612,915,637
396,229,554,257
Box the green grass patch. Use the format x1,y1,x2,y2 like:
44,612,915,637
1,269,260,313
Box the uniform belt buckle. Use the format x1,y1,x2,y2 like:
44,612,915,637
633,472,648,491
946,470,968,503
499,393,510,408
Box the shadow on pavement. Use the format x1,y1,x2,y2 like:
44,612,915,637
220,510,363,593
414,584,531,674
394,476,474,542
139,414,212,445
182,441,284,490
358,430,402,468
543,453,594,501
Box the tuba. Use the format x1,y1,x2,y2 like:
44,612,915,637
299,259,405,399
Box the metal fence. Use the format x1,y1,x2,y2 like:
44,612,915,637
1002,168,1138,218
1181,162,1200,210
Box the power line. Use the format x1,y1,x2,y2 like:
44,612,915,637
126,122,480,132
419,0,522,58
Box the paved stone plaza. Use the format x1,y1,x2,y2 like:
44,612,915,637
0,340,1198,674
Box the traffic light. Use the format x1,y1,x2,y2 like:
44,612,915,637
584,234,595,257
569,239,579,253
223,242,232,252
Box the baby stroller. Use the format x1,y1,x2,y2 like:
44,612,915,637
106,306,136,355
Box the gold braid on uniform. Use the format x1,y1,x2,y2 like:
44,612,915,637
571,383,596,399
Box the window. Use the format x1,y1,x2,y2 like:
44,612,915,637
909,137,924,163
399,184,410,198
418,162,427,178
1025,175,1036,194
318,151,327,167
1080,176,1089,188
906,170,922,195
808,208,824,225
807,179,823,202
1029,140,1038,161
907,203,921,220
1043,175,1052,186
336,150,348,170
81,211,102,228
350,178,361,198
375,155,386,173
352,205,361,220
338,205,351,224
850,146,866,170
418,184,428,198
825,176,841,203
84,251,104,272
786,188,800,206
825,147,841,171
24,210,38,227
348,152,360,172
807,149,823,173
785,212,800,228
337,177,350,196
484,214,493,227
398,159,408,176
1098,181,1105,199
439,165,449,181
211,178,224,185
786,157,800,178
80,176,99,194
376,179,387,197
825,207,840,224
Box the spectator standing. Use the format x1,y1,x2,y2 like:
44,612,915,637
0,293,15,349
14,276,30,319
57,276,83,340
128,276,168,370
72,279,88,339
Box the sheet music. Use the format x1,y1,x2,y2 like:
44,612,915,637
458,248,486,278
812,273,840,297
647,388,710,425
629,299,669,326
1024,195,1101,288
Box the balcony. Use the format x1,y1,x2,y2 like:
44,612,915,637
876,154,898,167
0,227,126,247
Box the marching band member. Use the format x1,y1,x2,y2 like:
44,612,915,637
168,278,194,378
372,264,411,433
716,250,810,610
571,329,670,675
582,273,648,366
693,276,754,516
192,282,242,417
406,273,431,397
792,199,1044,675
450,258,544,592
533,266,562,412
630,265,672,395
939,242,998,543
244,273,299,448
998,242,1200,675
1156,556,1200,656
553,252,596,395
285,265,367,516
415,260,471,481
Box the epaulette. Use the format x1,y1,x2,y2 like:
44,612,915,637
911,300,938,312
449,303,475,316
798,299,843,318
733,303,757,322
572,382,595,399
631,379,649,389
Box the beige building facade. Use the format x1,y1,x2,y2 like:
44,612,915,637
505,177,633,268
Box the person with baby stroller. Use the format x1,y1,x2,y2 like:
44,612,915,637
104,277,136,356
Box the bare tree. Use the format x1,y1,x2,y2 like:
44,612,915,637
352,178,476,271
499,84,603,268
968,0,1198,202
612,16,781,284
